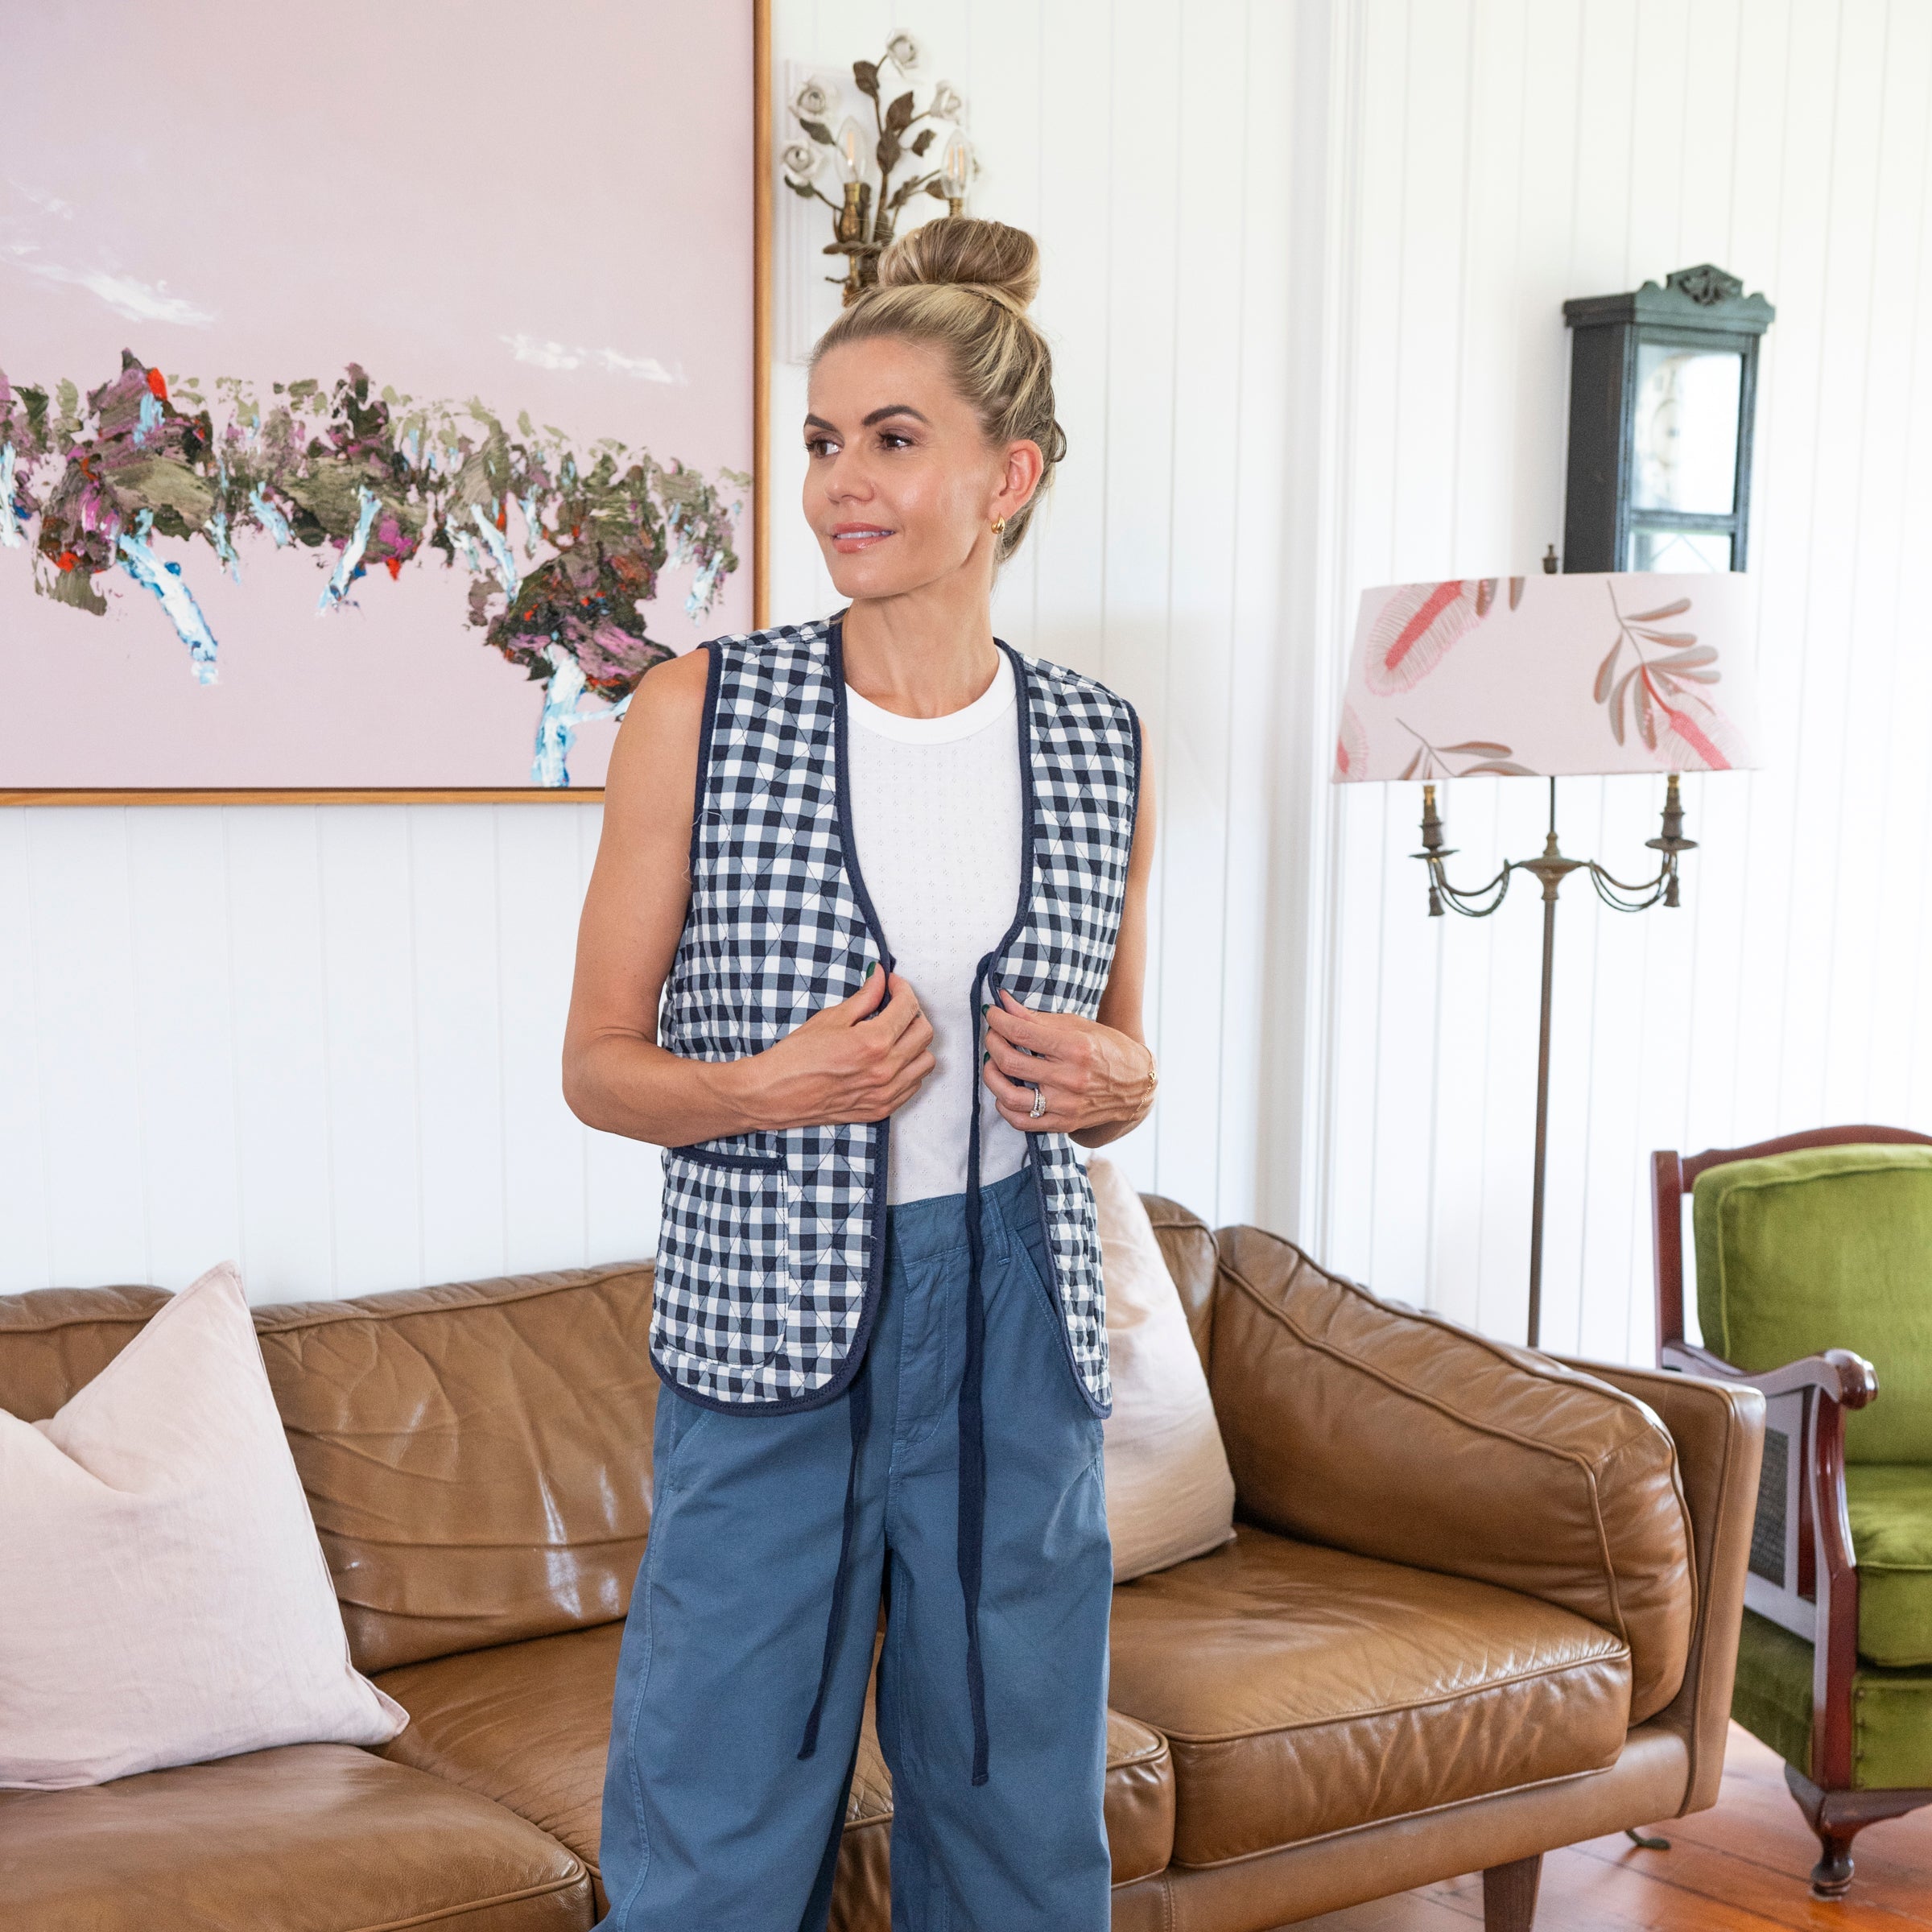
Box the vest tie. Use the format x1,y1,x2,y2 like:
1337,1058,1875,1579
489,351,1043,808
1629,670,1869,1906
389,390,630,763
796,967,997,1787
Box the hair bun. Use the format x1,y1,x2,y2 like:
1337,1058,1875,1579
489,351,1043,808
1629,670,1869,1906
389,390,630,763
877,218,1040,313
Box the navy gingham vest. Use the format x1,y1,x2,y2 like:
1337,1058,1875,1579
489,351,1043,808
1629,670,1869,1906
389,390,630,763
652,614,1141,1418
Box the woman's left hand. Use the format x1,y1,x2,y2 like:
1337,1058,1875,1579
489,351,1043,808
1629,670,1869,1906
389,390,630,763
981,989,1156,1144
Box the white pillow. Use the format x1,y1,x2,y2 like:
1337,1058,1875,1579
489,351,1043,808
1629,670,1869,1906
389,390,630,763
0,1262,406,1789
1092,1158,1237,1581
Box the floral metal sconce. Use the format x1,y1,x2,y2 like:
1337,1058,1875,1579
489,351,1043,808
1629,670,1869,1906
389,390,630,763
781,33,976,305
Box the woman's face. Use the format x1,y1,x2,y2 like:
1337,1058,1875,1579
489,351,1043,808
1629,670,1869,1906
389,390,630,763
803,334,1039,601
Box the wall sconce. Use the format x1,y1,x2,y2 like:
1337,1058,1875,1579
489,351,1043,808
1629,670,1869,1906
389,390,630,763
1562,266,1775,572
781,33,976,305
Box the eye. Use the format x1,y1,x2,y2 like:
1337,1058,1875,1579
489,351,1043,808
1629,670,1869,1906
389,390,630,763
804,433,838,458
877,431,914,451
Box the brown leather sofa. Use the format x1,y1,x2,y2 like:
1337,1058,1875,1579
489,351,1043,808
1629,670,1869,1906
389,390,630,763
0,1197,1763,1932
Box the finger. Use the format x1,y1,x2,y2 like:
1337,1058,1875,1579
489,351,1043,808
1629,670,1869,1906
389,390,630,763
872,973,928,1042
995,1092,1063,1133
986,991,1063,1055
889,1051,937,1108
837,960,890,1020
873,1055,935,1118
981,1053,1050,1112
890,1011,936,1063
985,1031,1046,1081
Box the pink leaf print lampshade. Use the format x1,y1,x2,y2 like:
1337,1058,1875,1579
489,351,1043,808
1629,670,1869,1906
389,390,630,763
1333,572,1761,784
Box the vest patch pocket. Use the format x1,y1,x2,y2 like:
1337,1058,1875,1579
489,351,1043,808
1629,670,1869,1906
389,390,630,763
656,1146,797,1370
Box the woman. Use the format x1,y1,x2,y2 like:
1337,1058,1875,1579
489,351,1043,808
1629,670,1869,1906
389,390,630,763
563,217,1156,1932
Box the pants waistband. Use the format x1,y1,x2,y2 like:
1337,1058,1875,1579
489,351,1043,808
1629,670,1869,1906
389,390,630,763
884,1164,1038,1265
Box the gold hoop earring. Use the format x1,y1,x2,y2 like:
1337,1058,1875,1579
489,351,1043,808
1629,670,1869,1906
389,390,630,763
991,515,1007,537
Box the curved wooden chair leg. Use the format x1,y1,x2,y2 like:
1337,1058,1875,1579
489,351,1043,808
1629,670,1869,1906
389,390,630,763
1785,1764,1932,1899
1482,1853,1542,1932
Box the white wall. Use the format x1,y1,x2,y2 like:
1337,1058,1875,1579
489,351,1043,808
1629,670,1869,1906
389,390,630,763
8,0,1931,1359
769,0,1314,1230
1300,0,1932,1360
1,0,1316,1302
0,804,659,1298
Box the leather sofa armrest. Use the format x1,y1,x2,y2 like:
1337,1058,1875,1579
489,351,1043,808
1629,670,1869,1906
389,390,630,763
1555,1357,1765,1814
1209,1227,1702,1727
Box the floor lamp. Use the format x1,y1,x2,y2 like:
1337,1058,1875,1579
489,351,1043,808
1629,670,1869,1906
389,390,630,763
1333,570,1761,1349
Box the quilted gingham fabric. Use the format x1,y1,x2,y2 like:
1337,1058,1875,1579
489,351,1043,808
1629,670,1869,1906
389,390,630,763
653,617,1141,1414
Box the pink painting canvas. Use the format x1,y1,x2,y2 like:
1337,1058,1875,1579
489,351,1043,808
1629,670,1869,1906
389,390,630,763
1,1,756,794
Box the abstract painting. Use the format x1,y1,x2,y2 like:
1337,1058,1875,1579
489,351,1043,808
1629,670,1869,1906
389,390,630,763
1,2,760,796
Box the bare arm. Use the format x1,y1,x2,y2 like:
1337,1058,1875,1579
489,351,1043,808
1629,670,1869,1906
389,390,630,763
981,754,1158,1149
562,649,935,1145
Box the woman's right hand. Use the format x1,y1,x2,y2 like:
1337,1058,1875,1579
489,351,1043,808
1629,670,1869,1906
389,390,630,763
738,965,935,1129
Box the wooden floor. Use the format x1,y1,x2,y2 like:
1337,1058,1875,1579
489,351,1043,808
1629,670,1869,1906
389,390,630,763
1301,1728,1932,1932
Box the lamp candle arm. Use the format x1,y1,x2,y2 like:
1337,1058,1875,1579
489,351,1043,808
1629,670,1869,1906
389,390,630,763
1415,773,1695,919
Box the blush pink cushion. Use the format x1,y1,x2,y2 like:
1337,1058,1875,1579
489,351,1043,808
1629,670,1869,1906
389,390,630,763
1092,1158,1237,1581
0,1263,406,1789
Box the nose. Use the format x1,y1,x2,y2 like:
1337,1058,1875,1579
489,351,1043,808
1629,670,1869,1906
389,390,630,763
820,447,873,507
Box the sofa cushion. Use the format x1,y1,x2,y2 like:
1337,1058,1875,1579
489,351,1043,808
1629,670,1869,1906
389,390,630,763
1210,1225,1695,1723
377,1620,1176,1914
1107,1525,1631,1867
2,1264,404,1790
1141,1193,1217,1367
253,1263,659,1672
1695,1145,1932,1463
1093,1162,1236,1582
0,1286,171,1422
0,1741,592,1932
1846,1465,1932,1668
378,1624,622,1894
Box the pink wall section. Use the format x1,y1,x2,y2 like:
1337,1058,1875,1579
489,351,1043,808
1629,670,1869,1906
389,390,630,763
0,1,755,790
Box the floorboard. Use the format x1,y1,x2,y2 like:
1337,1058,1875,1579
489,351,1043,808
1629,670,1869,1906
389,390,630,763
1288,1728,1932,1932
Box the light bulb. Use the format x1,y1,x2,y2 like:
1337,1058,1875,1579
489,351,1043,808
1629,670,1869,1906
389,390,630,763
941,130,973,201
835,117,865,186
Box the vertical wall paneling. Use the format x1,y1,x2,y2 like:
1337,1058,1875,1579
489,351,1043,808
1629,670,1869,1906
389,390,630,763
0,812,51,1290
127,807,242,1290
8,1,1930,1360
409,807,509,1285
1307,0,1932,1362
767,0,1302,1221
0,799,639,1300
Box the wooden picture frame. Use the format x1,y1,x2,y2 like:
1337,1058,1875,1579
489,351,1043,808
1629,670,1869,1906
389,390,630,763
2,1,772,808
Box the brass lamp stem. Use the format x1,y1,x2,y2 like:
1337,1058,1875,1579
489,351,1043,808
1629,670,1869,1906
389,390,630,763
1415,773,1695,1349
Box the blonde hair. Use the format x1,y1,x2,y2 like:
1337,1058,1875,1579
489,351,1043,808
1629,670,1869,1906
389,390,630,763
811,219,1066,564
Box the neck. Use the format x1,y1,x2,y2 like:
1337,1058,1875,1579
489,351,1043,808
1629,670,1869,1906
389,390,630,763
839,573,1001,719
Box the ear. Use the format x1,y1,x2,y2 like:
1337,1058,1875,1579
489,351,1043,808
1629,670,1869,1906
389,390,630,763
989,438,1046,526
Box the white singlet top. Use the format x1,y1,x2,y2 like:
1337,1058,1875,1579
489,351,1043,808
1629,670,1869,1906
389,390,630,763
845,650,1030,1205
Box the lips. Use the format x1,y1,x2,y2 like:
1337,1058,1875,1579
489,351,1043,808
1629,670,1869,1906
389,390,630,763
830,524,894,551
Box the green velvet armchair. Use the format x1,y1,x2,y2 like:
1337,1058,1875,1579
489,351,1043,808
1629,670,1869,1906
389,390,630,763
1653,1127,1932,1897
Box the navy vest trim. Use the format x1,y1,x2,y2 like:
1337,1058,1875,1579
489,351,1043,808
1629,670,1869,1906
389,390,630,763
650,617,1136,1418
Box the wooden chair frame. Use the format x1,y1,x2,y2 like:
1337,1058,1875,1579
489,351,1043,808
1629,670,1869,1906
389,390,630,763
1653,1124,1932,1896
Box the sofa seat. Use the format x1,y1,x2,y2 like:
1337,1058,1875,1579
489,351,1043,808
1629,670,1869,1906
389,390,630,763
0,1742,592,1932
379,1624,624,1893
1107,1524,1633,1867
376,1617,1176,1917
1845,1464,1932,1668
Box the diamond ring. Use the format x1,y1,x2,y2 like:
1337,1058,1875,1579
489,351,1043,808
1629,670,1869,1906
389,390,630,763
1029,1087,1047,1120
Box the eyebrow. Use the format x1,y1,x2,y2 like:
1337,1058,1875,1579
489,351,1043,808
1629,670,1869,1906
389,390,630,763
801,404,931,433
